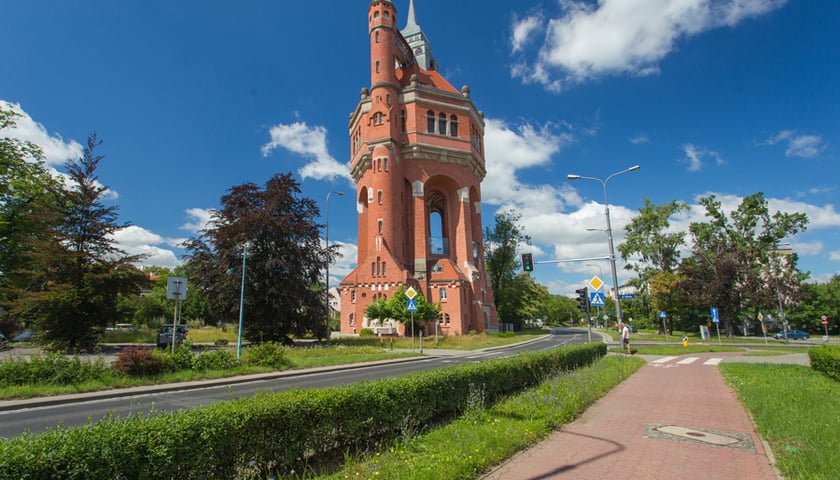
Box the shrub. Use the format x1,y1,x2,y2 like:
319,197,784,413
809,344,840,381
192,349,238,371
358,328,375,337
113,347,163,377
152,342,195,372
241,341,289,369
0,353,112,386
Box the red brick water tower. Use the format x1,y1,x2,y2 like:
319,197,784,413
338,0,497,336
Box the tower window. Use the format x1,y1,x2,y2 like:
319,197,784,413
376,60,380,73
381,262,386,275
383,158,387,171
427,110,435,133
438,113,447,135
375,31,380,43
378,219,383,234
400,110,406,133
440,288,447,302
449,115,458,137
378,190,383,204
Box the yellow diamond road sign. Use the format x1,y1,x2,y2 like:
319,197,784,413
589,276,604,291
405,286,417,300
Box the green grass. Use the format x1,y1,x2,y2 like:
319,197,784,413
315,355,645,480
610,345,745,355
721,363,840,480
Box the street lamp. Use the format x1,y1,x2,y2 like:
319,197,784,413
236,242,249,360
568,165,640,325
325,190,344,344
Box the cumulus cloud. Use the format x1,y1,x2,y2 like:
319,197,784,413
108,225,182,269
760,130,826,158
509,0,787,90
681,143,724,172
1,100,83,166
261,121,352,183
629,134,649,145
181,207,214,234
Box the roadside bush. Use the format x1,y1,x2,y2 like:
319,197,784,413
113,347,164,377
0,342,605,479
358,328,375,337
0,353,112,386
192,349,238,371
153,342,195,372
240,341,289,369
809,344,840,381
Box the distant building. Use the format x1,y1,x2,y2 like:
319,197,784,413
339,0,498,335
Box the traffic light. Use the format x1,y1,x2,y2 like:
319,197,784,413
576,287,590,312
521,253,534,272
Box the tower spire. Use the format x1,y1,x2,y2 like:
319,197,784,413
406,0,418,30
401,0,436,71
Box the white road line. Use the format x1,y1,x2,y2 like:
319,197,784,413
651,356,678,364
703,358,723,366
677,357,700,365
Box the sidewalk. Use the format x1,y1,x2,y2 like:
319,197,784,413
480,351,795,480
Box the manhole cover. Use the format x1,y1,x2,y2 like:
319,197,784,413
644,423,755,451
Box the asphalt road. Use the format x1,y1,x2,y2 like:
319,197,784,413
0,327,590,438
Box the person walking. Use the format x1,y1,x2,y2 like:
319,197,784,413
621,322,631,354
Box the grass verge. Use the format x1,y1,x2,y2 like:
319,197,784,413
721,363,840,480
315,354,645,480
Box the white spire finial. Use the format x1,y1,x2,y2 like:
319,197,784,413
406,0,418,28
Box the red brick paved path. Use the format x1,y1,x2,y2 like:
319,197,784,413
480,352,780,480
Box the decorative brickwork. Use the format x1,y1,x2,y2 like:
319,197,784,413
339,1,497,336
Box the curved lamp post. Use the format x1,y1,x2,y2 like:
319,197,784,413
568,165,640,325
325,190,344,344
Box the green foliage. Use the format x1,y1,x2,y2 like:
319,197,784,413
358,328,375,337
0,343,605,479
183,173,328,341
7,134,148,351
0,353,112,387
484,210,533,328
240,341,290,369
191,349,238,371
809,345,840,382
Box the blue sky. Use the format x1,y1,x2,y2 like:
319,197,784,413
2,0,838,297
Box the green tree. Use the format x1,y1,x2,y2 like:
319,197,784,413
0,107,62,330
484,210,532,329
617,198,689,329
183,173,328,342
676,193,808,337
365,285,439,335
9,134,147,350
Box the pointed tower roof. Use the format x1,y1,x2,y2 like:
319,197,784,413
401,0,437,71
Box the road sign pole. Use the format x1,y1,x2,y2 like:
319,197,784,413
411,311,414,352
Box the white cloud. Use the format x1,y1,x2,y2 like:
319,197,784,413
181,207,214,234
108,225,182,269
761,130,826,158
830,250,840,262
482,117,576,211
509,0,787,90
1,100,83,166
261,121,352,183
511,15,542,53
681,143,724,172
629,134,649,144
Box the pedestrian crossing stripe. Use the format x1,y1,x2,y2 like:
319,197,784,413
650,356,724,366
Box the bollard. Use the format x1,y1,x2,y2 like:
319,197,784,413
682,335,688,347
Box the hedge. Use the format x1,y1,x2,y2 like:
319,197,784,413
0,342,605,479
809,344,840,381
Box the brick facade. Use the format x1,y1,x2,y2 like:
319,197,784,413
338,0,498,336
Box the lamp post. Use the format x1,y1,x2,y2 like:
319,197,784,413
568,165,640,325
236,242,248,360
325,190,344,344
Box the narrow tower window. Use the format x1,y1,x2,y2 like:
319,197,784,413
427,110,435,133
449,115,458,137
438,113,447,135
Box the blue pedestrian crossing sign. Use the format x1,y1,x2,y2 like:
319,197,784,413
589,292,605,307
406,299,417,312
710,307,719,323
